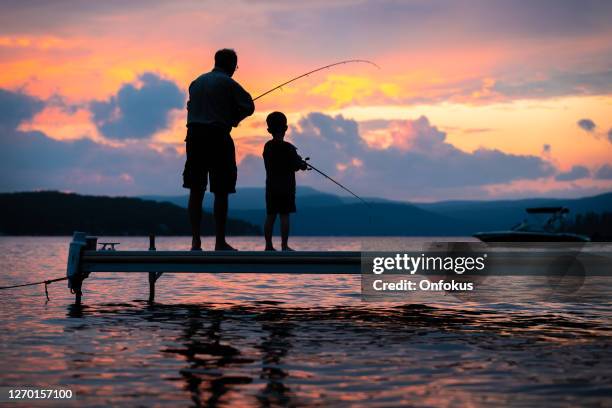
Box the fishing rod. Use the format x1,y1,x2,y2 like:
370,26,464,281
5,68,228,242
302,157,371,208
253,59,380,101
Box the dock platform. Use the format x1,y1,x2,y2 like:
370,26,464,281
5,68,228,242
66,232,362,304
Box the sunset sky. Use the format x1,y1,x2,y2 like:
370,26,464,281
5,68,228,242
1,0,611,201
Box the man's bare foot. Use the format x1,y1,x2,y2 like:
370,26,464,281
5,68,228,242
281,246,295,251
215,241,238,251
191,238,202,251
265,245,276,251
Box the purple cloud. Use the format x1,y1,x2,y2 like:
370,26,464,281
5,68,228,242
0,89,44,131
577,118,596,132
555,165,590,181
239,113,556,200
594,164,612,180
90,72,185,140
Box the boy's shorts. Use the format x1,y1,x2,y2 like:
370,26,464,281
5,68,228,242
182,123,237,194
266,191,296,215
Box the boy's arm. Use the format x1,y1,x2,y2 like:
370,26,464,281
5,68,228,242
292,147,309,171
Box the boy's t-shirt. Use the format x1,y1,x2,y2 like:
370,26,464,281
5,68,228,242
263,139,303,195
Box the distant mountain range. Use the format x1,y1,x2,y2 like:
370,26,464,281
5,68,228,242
143,187,612,236
0,189,609,237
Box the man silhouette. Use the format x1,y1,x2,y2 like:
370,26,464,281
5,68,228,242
183,48,254,250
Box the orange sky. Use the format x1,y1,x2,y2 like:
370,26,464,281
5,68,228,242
1,0,611,200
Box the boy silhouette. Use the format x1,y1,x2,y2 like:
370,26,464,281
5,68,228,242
263,112,308,251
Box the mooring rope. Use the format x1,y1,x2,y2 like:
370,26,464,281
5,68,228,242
0,276,68,301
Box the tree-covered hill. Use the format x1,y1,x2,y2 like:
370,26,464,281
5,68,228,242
0,191,261,236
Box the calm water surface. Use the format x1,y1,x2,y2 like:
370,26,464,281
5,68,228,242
0,236,610,407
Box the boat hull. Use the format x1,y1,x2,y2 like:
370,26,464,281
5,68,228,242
473,231,590,243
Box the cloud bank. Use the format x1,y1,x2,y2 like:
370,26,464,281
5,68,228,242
1,88,610,200
240,113,557,200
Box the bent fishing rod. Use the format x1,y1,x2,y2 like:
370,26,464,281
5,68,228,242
253,59,379,101
302,157,371,208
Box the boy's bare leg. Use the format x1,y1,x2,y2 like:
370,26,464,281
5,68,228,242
188,187,205,250
214,192,237,251
264,213,277,251
280,213,293,251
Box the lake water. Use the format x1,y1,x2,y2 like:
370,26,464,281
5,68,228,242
0,236,610,407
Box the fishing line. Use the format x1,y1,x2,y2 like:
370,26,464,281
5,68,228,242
253,59,380,101
302,158,374,229
303,158,371,209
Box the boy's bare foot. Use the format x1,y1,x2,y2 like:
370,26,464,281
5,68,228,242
190,247,203,251
281,246,295,251
264,246,277,251
215,241,238,251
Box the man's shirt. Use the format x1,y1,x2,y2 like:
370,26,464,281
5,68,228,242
187,68,254,130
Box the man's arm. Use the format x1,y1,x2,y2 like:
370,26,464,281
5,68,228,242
231,81,255,127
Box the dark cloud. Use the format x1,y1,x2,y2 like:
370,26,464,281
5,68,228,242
608,128,612,144
491,70,612,101
542,144,551,154
594,164,612,180
577,118,596,132
91,72,185,140
239,113,556,199
268,0,612,59
555,165,590,181
0,89,44,130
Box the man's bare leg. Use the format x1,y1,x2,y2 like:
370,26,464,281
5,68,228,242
264,213,277,251
214,192,237,250
280,213,293,251
188,187,205,250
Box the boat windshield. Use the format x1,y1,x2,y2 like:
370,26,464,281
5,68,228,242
512,208,568,232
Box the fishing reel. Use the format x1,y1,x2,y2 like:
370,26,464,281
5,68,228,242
302,157,313,171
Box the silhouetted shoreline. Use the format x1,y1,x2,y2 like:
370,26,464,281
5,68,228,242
0,191,261,236
1,190,610,239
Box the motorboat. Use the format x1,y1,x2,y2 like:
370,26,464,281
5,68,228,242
473,207,590,242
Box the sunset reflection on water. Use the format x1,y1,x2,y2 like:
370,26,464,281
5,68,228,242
0,237,610,407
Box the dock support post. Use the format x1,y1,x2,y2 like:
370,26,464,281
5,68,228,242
147,234,162,303
73,285,83,306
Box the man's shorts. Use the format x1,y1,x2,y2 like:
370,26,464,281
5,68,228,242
182,123,237,194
